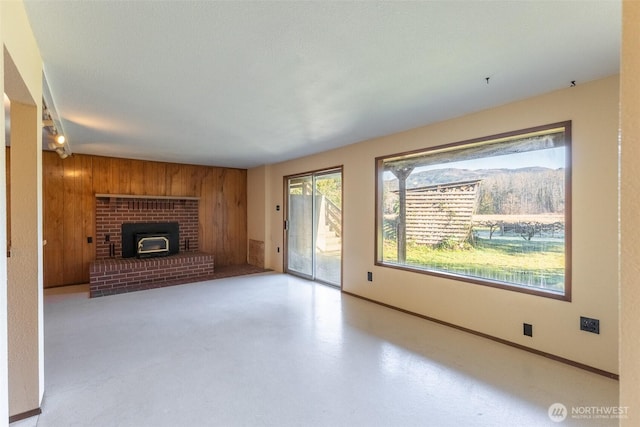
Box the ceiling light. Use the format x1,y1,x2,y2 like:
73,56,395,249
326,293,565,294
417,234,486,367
55,134,66,145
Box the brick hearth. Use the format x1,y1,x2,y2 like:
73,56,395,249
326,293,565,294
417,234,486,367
90,252,214,298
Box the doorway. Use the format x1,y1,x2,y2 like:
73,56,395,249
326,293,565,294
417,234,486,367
285,168,342,287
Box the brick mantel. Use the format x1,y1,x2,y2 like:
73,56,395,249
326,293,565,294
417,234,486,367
95,193,200,201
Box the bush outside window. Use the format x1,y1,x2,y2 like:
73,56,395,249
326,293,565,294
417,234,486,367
376,122,571,300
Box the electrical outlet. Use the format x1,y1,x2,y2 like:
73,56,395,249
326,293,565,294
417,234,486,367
367,272,373,282
523,323,533,337
277,247,280,253
580,316,600,334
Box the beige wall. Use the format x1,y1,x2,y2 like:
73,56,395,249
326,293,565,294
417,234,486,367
7,102,42,417
249,75,621,374
620,1,639,423
1,0,44,421
247,165,267,253
248,164,277,269
0,43,7,427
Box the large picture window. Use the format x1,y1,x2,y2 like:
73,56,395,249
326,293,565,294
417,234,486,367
376,122,571,300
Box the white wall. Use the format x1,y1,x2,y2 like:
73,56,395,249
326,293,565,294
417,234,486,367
250,75,620,374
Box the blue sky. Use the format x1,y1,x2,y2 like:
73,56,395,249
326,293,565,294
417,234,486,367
416,146,566,172
384,147,566,181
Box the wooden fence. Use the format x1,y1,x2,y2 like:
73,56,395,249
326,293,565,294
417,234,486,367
401,180,481,245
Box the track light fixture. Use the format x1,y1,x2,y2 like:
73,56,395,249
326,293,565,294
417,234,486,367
42,97,71,159
55,146,69,159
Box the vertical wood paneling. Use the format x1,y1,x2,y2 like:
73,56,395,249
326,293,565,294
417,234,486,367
189,165,204,196
147,161,167,196
91,156,112,194
42,152,65,286
116,158,132,194
81,155,94,282
198,166,214,255
42,152,247,287
166,163,189,196
226,168,248,264
62,155,83,285
214,169,225,263
129,159,145,195
190,166,206,256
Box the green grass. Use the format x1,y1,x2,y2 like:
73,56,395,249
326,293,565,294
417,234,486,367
383,237,565,292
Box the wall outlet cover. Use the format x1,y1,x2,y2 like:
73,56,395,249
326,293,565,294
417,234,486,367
580,316,600,334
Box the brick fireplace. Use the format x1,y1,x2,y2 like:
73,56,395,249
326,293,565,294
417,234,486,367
95,197,199,259
89,195,215,297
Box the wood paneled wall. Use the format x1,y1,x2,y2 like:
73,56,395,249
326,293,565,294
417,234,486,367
42,151,247,287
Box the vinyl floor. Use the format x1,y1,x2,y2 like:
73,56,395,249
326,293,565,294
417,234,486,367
12,273,619,427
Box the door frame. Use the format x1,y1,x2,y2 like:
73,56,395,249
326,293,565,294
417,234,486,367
283,166,343,288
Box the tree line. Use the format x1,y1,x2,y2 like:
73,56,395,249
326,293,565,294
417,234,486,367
476,168,564,215
384,167,565,216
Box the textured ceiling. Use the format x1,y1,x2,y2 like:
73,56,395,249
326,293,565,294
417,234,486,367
23,1,620,168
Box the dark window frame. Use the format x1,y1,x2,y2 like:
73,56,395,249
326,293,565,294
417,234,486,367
375,121,572,301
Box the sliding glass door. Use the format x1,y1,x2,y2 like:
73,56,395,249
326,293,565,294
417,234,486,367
286,174,314,278
286,169,342,287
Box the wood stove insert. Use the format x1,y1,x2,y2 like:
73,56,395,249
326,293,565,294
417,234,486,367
122,222,179,258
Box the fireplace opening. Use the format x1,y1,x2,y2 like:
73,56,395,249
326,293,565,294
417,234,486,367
136,233,170,258
122,222,179,258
